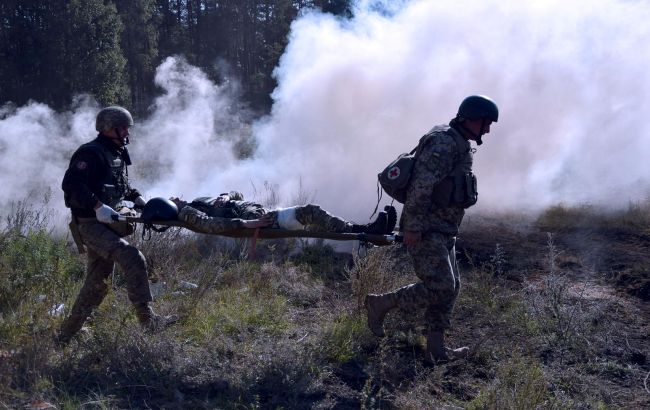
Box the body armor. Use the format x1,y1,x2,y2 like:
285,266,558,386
430,127,478,209
64,140,130,210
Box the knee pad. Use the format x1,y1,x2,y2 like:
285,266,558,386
276,207,304,230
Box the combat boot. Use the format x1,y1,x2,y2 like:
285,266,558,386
134,302,178,332
55,313,87,346
425,329,469,364
351,211,388,234
364,293,396,337
384,205,397,233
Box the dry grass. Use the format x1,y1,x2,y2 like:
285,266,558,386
0,199,649,409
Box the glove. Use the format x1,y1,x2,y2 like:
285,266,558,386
95,204,119,224
134,196,147,209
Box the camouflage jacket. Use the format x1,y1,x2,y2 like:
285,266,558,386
178,195,268,234
402,125,472,235
189,196,267,220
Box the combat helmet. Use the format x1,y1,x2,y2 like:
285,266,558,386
457,95,499,122
96,106,134,132
141,198,179,222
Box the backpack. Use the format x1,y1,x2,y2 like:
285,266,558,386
377,128,477,210
377,140,422,204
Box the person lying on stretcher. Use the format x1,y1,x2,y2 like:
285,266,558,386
170,191,397,235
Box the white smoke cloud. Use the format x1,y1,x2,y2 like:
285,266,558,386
0,96,98,225
132,56,252,197
260,0,650,215
1,0,649,229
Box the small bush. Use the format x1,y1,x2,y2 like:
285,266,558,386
291,240,351,280
322,312,369,364
0,230,83,311
467,356,550,410
349,245,414,308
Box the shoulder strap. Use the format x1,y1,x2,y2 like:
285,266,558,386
445,127,471,155
412,131,434,159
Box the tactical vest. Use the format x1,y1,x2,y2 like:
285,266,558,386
429,126,478,209
66,140,130,209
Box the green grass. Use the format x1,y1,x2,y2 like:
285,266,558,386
0,229,83,311
322,312,368,363
1,200,649,408
185,287,290,339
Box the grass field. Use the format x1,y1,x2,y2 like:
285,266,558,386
1,200,648,409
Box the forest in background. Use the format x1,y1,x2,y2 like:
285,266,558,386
0,0,352,115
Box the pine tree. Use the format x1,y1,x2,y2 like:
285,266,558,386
58,0,128,106
0,0,127,108
115,0,160,113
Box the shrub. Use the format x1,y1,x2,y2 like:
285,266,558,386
467,356,550,410
322,312,369,363
0,230,83,312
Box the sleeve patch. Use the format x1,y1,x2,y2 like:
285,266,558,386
75,161,88,170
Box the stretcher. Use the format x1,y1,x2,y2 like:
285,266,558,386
113,215,402,246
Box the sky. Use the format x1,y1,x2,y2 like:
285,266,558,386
1,0,649,228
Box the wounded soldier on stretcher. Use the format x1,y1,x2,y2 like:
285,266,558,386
170,191,397,235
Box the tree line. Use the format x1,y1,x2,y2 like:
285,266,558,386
0,0,352,114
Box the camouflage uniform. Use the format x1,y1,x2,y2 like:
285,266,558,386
392,124,473,332
59,134,152,341
59,222,151,338
178,195,353,234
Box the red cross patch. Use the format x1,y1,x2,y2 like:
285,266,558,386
76,161,87,170
388,166,400,180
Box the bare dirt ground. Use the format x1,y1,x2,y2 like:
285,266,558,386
445,212,650,409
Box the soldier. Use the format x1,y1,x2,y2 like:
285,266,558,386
171,192,397,235
58,106,172,344
365,95,499,363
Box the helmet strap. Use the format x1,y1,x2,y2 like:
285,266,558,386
113,127,129,146
456,117,487,145
458,121,483,145
476,119,487,145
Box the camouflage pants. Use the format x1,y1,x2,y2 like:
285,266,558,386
391,232,460,331
59,221,151,338
269,204,351,232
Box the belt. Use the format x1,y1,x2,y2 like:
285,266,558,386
74,216,98,224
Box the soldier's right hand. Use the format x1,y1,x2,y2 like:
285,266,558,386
95,203,119,224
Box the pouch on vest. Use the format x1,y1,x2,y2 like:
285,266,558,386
432,172,477,209
101,184,123,208
457,172,478,208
